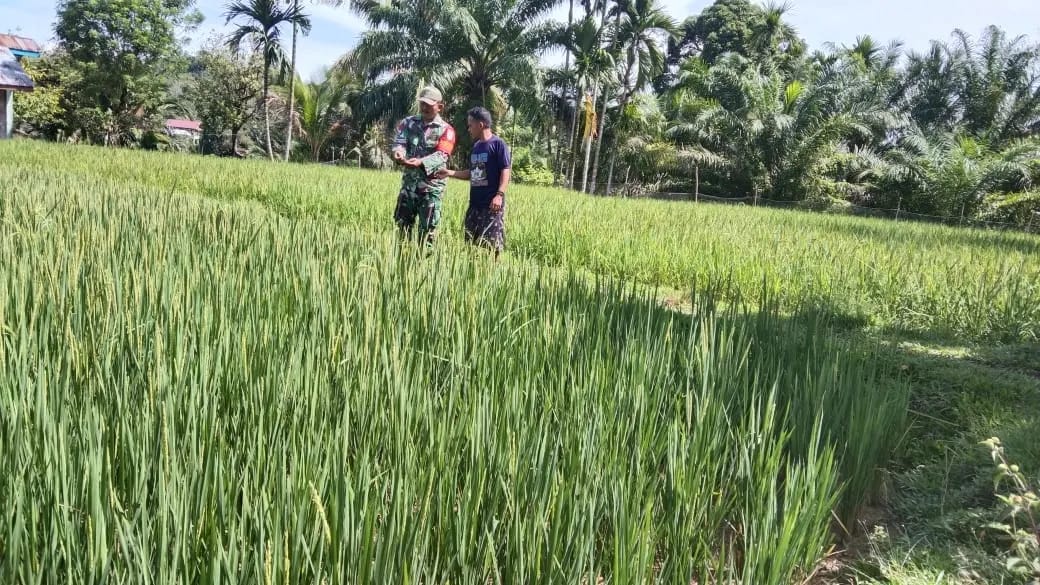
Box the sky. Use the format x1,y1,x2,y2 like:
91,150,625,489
3,0,1040,82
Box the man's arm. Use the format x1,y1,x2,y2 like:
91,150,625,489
490,142,512,212
417,125,456,175
441,169,471,180
497,168,512,195
391,119,409,162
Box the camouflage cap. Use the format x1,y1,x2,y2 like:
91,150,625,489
418,86,443,105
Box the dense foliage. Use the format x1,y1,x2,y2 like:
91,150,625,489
13,0,1040,223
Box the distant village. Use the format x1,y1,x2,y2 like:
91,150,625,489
1,33,198,143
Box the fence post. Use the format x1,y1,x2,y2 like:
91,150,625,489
1029,211,1038,233
895,197,902,221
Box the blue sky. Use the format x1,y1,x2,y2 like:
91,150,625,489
3,0,1040,81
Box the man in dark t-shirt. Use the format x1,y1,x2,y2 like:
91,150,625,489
437,107,512,259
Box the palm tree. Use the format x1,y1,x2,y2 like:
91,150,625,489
601,0,676,194
896,26,1040,148
561,16,615,192
225,0,311,160
283,0,314,162
750,1,803,63
877,130,1040,218
951,26,1040,146
544,64,577,180
349,0,563,141
664,54,902,202
293,68,358,161
843,35,903,74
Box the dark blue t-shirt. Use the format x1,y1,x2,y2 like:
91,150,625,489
469,136,511,207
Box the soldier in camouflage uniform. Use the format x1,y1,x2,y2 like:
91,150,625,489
391,86,457,248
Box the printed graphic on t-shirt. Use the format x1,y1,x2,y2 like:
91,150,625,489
471,152,489,187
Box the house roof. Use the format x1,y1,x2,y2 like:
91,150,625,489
0,47,33,91
165,119,202,132
0,34,42,57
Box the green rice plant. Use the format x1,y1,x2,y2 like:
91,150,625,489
0,161,908,583
1,141,1035,341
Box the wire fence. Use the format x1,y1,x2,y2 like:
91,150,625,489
551,181,1040,235
319,163,1040,235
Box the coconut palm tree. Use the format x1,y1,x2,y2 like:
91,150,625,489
225,0,311,160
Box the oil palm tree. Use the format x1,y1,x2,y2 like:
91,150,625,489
667,54,903,201
349,0,563,112
225,0,311,160
896,26,1040,148
292,67,359,161
877,130,1040,218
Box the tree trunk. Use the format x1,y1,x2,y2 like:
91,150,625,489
567,86,581,190
263,57,274,160
589,89,609,193
590,2,622,194
581,84,599,193
284,13,298,162
605,144,616,195
557,0,574,181
545,117,554,165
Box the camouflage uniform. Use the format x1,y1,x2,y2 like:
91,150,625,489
392,115,456,246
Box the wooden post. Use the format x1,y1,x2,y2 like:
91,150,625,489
695,166,700,203
895,196,902,221
1,89,11,139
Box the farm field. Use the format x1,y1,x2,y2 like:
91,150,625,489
1,141,1038,584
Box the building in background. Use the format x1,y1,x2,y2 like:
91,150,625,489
165,119,203,142
0,35,41,139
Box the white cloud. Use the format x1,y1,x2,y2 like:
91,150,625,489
308,4,365,35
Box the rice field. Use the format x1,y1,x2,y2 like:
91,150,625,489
0,141,1033,583
4,141,1037,342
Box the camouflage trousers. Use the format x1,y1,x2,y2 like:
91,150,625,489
394,187,443,247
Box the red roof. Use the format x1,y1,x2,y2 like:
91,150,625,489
0,34,42,54
165,119,202,131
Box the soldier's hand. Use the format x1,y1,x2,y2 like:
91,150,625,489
392,150,406,163
404,158,422,168
434,168,451,179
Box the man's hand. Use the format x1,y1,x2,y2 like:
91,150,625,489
490,193,504,213
404,158,422,168
434,168,452,179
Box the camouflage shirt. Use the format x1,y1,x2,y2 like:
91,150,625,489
393,115,457,195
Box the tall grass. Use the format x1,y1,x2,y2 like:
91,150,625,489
2,141,1036,341
0,162,907,583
